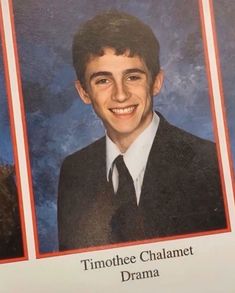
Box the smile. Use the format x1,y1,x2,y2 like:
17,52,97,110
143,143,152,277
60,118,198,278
110,105,137,115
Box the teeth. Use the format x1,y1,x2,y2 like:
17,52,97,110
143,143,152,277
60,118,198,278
111,106,135,114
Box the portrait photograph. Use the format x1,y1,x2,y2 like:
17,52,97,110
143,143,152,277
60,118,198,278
0,41,24,261
11,0,232,255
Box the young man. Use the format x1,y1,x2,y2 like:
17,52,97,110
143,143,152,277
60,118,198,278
58,10,227,251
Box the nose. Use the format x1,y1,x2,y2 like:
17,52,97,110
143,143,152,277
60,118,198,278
112,80,130,102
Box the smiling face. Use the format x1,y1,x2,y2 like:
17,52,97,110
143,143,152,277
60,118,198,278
75,48,163,150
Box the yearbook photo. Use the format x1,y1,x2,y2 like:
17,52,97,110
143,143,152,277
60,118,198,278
1,0,235,292
0,41,24,261
12,0,230,254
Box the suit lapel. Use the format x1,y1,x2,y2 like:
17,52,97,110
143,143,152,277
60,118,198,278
73,137,116,247
139,113,190,237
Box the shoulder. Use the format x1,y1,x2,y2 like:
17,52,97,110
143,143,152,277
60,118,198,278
60,136,106,176
155,112,218,167
158,112,214,145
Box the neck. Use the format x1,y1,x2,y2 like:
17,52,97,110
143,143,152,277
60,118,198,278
108,112,154,153
112,135,136,153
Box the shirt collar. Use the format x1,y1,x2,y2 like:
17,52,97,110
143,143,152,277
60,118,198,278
106,112,160,181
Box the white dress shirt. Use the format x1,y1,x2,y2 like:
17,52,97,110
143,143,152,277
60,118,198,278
106,112,160,205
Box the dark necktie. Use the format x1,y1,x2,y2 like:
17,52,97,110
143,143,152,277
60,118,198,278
113,155,136,207
110,155,145,242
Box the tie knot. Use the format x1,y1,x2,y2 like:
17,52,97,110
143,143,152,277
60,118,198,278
114,155,125,172
113,155,134,186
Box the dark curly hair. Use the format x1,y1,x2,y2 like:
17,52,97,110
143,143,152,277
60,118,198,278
0,165,23,259
72,10,160,88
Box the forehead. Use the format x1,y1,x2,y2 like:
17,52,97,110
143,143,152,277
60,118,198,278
84,48,148,77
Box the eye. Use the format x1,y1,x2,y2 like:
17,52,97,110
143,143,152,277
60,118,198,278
126,75,141,81
95,78,110,85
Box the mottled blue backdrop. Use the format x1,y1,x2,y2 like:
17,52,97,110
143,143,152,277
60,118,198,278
11,0,234,253
0,45,14,165
214,0,235,168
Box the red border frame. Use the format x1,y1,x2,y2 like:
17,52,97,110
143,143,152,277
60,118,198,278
198,0,232,228
4,0,42,257
0,0,28,264
0,0,233,261
208,0,235,198
6,0,40,256
40,0,233,258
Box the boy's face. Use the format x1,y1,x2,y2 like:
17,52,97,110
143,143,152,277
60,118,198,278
76,48,163,145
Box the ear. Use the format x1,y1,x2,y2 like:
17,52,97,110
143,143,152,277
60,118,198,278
152,70,164,96
75,80,92,104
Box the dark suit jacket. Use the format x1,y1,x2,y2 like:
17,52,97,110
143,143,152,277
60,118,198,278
58,113,227,251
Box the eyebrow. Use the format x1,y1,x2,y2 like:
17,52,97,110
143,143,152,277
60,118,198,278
124,68,146,75
89,71,112,82
89,68,147,82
